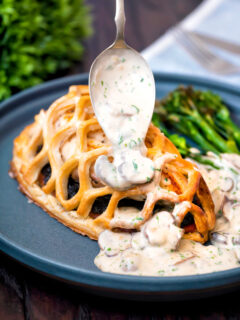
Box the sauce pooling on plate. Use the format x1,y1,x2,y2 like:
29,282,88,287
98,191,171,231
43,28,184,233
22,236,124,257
90,48,155,190
94,153,240,276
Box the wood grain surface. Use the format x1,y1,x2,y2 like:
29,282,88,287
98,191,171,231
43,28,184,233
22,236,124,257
71,0,202,72
3,1,240,319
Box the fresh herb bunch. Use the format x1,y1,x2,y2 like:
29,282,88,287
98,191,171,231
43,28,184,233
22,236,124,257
0,0,92,101
154,86,240,155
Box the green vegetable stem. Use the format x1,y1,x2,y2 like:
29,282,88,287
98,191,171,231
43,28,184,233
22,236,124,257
152,110,218,168
154,86,240,155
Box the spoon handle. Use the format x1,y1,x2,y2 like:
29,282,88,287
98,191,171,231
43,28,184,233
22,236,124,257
114,0,126,44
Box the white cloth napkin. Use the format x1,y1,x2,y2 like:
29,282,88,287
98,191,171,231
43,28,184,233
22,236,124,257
142,0,240,86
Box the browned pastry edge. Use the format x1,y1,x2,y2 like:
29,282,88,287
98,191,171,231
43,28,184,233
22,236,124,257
10,85,215,243
9,161,99,240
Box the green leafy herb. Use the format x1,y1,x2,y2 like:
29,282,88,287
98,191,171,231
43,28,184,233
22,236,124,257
132,217,144,221
132,160,138,170
129,139,137,148
107,65,113,70
119,135,124,145
230,168,238,175
158,270,165,276
0,0,92,102
104,87,107,98
131,105,140,113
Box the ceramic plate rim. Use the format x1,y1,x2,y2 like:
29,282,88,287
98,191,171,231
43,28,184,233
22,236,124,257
1,72,240,295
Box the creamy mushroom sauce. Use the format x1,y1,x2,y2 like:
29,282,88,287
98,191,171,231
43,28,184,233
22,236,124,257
94,152,240,276
90,49,155,190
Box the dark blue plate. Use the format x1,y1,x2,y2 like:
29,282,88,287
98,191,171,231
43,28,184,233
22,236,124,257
1,73,240,301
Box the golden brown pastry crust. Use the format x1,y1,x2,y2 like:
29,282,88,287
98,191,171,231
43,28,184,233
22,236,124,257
10,85,215,242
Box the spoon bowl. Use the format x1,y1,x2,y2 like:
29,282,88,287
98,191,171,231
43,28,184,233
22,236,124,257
89,0,155,118
89,0,156,190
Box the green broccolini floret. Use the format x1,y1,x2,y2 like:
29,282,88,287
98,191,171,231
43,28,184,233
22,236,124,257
196,90,240,148
154,86,240,155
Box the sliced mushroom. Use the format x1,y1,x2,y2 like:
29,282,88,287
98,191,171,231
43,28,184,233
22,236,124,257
145,211,183,249
144,212,169,246
233,203,240,211
110,207,142,229
233,161,240,170
211,232,228,245
221,154,240,170
212,231,240,248
120,250,141,272
211,189,226,214
223,201,234,221
220,177,234,192
232,235,240,246
232,160,240,170
131,231,148,250
98,230,131,257
223,201,240,222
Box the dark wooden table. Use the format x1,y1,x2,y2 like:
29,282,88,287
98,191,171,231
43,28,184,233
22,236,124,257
2,1,240,319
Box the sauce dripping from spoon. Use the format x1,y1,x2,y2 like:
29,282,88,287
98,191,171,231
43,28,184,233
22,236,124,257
89,0,155,190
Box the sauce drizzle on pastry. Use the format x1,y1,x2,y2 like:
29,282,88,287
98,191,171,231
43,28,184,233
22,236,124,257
95,153,240,276
90,49,155,190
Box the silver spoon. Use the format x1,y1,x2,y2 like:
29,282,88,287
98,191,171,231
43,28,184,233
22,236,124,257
89,0,155,190
89,0,155,81
89,0,155,111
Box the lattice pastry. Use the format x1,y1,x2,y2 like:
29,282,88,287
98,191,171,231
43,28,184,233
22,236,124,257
11,85,215,242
